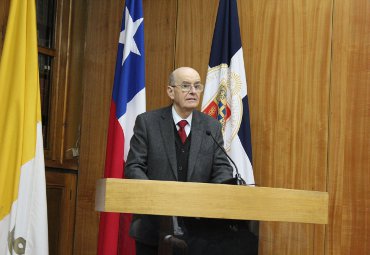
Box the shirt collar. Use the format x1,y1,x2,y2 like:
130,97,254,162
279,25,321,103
172,106,192,127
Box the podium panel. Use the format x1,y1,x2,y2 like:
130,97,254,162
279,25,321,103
96,178,328,224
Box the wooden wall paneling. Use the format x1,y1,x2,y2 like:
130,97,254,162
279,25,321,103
175,0,219,85
74,1,124,254
238,0,332,254
0,0,9,54
328,0,370,254
143,0,177,111
45,0,73,163
46,170,77,255
63,0,87,162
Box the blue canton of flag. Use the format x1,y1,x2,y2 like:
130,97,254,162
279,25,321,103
202,0,255,185
98,0,146,254
113,0,145,123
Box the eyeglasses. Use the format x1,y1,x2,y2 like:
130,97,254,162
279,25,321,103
171,83,204,92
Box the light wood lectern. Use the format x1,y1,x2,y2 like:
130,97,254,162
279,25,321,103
95,178,328,224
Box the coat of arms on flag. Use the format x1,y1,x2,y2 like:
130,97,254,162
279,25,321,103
202,64,244,151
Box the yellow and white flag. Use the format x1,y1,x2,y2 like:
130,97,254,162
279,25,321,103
0,0,49,254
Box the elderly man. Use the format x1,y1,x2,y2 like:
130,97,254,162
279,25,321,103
125,67,233,254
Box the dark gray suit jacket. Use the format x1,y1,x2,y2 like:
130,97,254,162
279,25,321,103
125,106,233,245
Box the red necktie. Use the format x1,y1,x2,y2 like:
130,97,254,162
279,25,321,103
177,120,188,144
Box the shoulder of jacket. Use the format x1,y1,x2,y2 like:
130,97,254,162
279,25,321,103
138,106,171,119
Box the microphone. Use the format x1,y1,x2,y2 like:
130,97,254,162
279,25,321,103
206,130,247,185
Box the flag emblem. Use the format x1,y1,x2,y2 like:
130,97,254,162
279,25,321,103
203,65,243,151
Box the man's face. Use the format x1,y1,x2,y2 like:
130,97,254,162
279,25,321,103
167,68,202,117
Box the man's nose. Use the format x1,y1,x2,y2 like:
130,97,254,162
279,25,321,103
188,86,197,93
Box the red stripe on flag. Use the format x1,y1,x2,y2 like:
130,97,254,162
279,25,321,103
98,212,120,255
98,101,136,255
105,101,124,178
118,214,135,255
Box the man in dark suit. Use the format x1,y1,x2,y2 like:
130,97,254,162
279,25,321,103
125,67,233,254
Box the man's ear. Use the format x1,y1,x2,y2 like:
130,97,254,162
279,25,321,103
167,86,174,100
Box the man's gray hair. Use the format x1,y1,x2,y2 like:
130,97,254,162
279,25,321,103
169,72,176,86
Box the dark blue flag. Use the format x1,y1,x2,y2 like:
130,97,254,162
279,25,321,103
202,0,254,185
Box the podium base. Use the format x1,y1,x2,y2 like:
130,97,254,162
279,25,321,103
182,218,258,255
185,221,258,255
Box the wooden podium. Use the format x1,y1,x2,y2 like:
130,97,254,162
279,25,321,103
95,178,328,224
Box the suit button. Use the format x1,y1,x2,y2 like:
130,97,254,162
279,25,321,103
178,166,182,171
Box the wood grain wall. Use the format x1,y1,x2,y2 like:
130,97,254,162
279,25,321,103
239,1,332,254
74,1,124,254
327,0,370,254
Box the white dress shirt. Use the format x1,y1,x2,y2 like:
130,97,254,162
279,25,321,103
172,106,192,136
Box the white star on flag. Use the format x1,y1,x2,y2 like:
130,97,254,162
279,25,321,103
119,7,143,65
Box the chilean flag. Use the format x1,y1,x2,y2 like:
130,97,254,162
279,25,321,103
202,0,255,185
97,0,145,254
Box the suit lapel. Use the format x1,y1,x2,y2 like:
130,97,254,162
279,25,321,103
159,107,178,180
188,111,203,180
